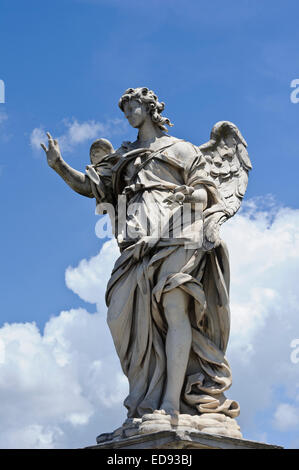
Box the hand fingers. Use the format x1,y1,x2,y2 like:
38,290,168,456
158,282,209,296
40,143,47,152
46,132,55,148
54,139,60,149
175,195,185,204
163,198,173,205
174,185,187,194
175,185,194,196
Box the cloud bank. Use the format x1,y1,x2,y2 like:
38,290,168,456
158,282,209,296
0,197,299,448
30,117,128,154
0,309,127,448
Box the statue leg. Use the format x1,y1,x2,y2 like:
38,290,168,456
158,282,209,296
160,287,192,415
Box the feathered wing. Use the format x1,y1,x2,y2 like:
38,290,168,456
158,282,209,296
198,121,252,249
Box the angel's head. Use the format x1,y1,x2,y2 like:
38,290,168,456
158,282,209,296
118,87,173,132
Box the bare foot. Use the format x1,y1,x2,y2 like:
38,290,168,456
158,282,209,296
158,401,180,419
153,409,167,415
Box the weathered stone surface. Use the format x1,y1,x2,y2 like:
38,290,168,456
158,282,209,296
95,411,244,446
88,429,282,450
43,87,254,439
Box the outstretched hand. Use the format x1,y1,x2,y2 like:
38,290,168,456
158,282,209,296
41,132,62,169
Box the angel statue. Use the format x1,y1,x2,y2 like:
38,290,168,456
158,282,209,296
41,87,251,441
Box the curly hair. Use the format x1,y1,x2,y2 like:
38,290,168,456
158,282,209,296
118,87,173,132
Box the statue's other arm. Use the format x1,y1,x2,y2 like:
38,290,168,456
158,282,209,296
41,132,93,198
164,141,208,209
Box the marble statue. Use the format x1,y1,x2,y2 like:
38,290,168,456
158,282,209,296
41,87,252,441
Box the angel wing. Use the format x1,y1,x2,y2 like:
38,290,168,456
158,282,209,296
198,121,252,249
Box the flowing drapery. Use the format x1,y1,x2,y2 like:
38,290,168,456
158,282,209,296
88,140,240,418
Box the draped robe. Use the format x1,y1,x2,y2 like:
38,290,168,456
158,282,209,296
88,139,240,419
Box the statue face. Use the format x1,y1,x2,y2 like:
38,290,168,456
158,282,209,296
123,99,148,128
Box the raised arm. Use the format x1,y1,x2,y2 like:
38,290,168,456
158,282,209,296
41,132,93,198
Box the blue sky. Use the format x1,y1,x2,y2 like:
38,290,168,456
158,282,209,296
0,0,299,449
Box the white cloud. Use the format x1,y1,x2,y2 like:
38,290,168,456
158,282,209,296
57,119,108,152
63,119,105,144
222,201,299,354
0,111,8,124
273,404,299,431
61,199,299,447
30,127,47,151
1,424,64,450
65,238,119,308
30,117,128,154
0,309,128,449
220,200,299,444
1,197,299,448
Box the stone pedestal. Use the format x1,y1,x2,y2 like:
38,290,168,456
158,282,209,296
87,413,282,450
87,429,282,450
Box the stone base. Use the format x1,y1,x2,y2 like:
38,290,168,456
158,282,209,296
88,412,282,449
87,429,282,449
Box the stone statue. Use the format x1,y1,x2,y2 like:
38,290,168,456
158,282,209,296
41,87,252,441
